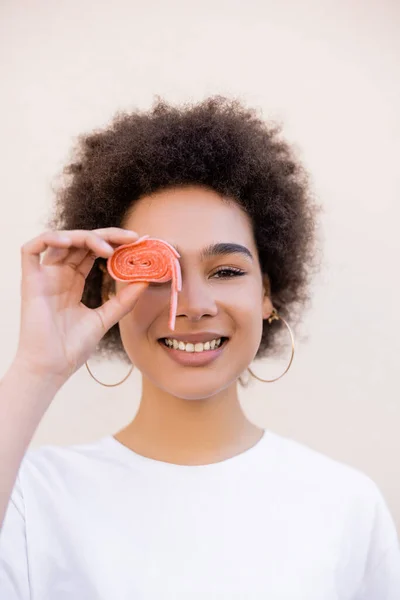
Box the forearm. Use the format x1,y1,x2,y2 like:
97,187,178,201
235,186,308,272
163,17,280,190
0,362,61,528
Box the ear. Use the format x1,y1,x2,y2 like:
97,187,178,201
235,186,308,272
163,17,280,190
262,274,274,320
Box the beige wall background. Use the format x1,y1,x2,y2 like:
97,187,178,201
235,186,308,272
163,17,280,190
1,1,399,530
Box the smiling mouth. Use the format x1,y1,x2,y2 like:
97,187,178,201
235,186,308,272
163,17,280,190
159,337,229,353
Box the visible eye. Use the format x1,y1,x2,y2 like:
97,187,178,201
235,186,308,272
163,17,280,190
211,267,246,279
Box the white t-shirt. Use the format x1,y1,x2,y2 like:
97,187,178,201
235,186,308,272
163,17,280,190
1,430,399,600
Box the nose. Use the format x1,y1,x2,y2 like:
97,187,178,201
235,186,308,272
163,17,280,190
175,273,218,322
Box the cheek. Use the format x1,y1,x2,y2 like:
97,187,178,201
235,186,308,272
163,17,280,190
224,280,265,330
234,276,264,308
118,286,169,337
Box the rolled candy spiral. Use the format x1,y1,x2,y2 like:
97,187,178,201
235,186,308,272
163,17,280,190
107,235,182,330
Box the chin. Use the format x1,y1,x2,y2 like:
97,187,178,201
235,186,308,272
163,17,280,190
155,372,238,401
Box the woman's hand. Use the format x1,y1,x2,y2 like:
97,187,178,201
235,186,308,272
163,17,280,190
13,228,148,386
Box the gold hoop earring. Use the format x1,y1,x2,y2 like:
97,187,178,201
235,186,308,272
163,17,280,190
247,309,295,383
85,361,134,387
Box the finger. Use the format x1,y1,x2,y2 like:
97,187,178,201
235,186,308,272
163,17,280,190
41,246,71,265
94,282,148,332
21,231,72,274
69,228,142,270
74,251,98,280
62,228,139,254
42,245,87,267
22,228,140,272
43,247,96,280
41,231,114,269
54,228,141,271
92,228,140,245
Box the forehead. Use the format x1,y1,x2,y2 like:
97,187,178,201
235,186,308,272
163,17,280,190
123,186,255,252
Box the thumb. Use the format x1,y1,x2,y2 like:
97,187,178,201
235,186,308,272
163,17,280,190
95,282,149,333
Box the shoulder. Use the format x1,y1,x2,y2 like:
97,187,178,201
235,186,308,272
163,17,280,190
17,437,112,491
265,430,391,514
266,430,375,484
265,431,399,566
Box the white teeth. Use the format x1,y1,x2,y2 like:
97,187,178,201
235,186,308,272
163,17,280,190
163,338,223,352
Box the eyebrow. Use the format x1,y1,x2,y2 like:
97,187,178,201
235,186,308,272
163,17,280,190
174,242,254,262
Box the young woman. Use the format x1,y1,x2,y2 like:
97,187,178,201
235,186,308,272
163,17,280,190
0,97,399,599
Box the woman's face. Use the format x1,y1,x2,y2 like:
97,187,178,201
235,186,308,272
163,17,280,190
116,185,273,400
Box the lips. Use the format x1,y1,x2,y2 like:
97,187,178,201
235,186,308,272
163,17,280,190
158,337,229,367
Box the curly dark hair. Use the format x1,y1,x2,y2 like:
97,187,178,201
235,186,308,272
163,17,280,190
49,96,321,365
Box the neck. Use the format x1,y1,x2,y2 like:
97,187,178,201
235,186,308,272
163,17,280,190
114,376,264,465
